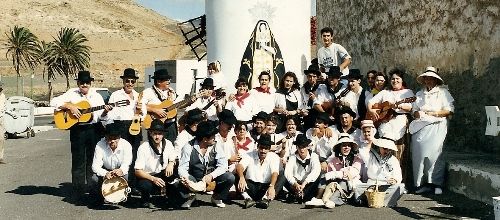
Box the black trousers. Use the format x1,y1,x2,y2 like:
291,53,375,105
163,121,177,143
114,120,142,187
137,171,177,202
69,124,99,191
283,179,320,202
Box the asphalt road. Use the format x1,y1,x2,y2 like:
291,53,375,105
0,125,495,219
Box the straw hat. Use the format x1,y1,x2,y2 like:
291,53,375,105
373,136,398,151
417,66,444,85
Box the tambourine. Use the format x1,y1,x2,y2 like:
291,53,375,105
101,176,131,204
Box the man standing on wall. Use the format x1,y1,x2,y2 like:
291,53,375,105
317,27,352,80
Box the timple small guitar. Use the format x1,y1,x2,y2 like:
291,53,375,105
54,100,130,130
128,92,143,135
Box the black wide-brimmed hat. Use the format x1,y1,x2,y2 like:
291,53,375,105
337,107,356,118
105,122,122,137
147,119,166,132
257,134,274,147
347,69,362,80
75,70,94,82
194,121,219,138
218,109,237,125
293,134,312,148
252,111,268,122
200,78,215,88
326,66,342,78
185,108,206,125
120,68,139,79
304,64,321,76
151,69,172,80
315,112,331,125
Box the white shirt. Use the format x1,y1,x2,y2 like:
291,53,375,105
240,151,280,183
273,131,302,159
92,138,133,177
135,140,176,175
413,86,454,113
142,86,177,105
173,129,195,159
208,73,227,91
249,87,276,114
50,88,106,124
365,153,402,185
305,128,337,161
317,43,351,76
107,88,146,122
225,93,257,121
274,90,305,110
284,152,321,185
339,87,371,119
186,96,218,121
368,89,415,114
314,83,348,105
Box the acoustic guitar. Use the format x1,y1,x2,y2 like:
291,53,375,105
367,96,416,125
142,91,207,129
54,100,130,130
128,92,143,135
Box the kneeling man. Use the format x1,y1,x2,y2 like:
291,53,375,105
177,121,235,208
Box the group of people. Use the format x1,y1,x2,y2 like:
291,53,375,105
50,26,455,210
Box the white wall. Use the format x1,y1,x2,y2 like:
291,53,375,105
144,60,207,101
206,0,311,92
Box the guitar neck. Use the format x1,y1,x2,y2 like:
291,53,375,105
165,98,191,112
82,102,117,114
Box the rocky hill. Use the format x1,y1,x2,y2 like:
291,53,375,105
0,0,198,94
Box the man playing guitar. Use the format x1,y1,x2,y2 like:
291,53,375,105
185,78,222,121
142,69,179,143
50,70,112,199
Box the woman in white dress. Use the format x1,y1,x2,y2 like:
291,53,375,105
225,78,257,123
353,136,405,207
410,66,454,195
273,71,307,132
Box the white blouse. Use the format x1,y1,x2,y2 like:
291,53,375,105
413,86,454,113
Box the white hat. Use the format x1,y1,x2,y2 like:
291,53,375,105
334,133,358,149
373,136,398,152
417,66,444,85
360,120,375,129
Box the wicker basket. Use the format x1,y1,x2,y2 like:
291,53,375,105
366,183,385,208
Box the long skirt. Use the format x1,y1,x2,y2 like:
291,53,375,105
411,120,448,187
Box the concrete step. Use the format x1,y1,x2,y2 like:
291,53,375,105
446,152,500,205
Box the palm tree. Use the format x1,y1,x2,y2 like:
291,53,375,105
4,26,41,95
46,27,91,89
38,40,59,101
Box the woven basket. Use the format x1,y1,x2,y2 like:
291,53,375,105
366,183,385,208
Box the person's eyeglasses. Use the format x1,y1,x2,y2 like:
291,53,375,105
125,79,136,84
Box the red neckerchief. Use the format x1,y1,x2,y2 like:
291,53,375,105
235,92,250,107
237,137,252,151
254,86,270,94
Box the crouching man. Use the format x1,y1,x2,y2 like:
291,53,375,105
177,121,235,209
236,134,284,209
89,122,133,205
134,119,177,209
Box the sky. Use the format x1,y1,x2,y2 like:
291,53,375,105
135,0,316,21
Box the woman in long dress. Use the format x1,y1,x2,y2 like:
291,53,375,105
410,66,454,195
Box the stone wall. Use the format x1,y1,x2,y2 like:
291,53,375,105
316,0,500,152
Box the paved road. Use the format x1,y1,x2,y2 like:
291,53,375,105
0,128,495,219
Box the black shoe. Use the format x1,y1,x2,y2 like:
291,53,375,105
256,199,270,209
130,188,141,196
141,201,155,209
244,198,256,209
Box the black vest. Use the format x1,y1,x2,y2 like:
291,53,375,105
187,141,218,181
